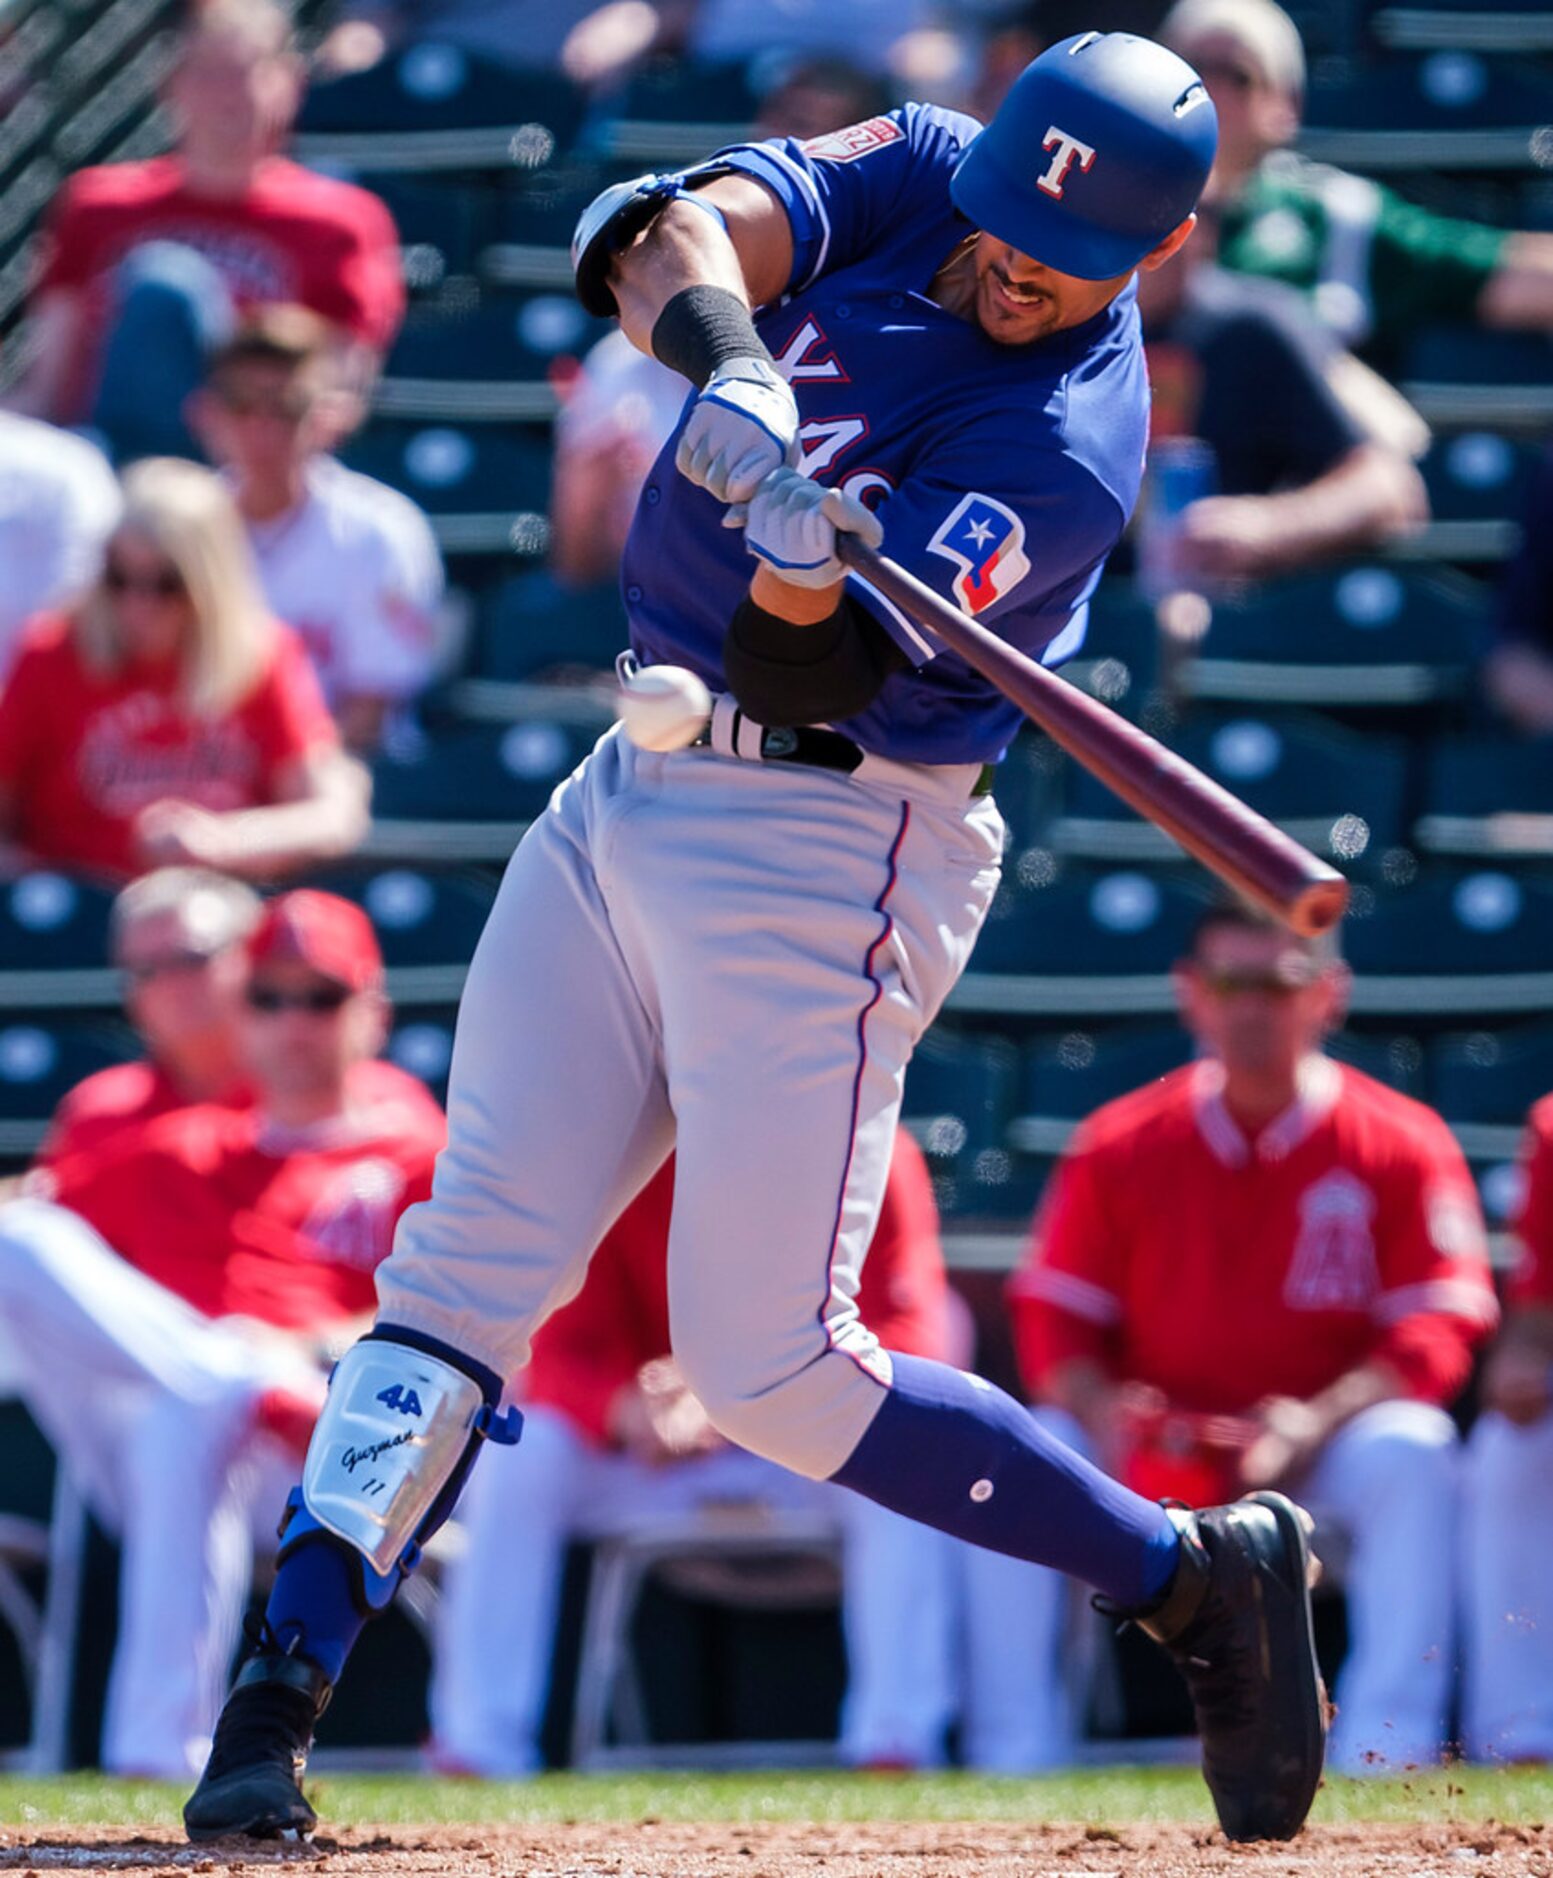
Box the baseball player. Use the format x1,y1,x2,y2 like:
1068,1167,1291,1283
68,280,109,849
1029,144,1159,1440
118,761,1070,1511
1464,1094,1553,1761
188,34,1326,1845
1005,901,1498,1773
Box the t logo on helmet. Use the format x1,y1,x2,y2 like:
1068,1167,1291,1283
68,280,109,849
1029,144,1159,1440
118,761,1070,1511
1036,125,1097,199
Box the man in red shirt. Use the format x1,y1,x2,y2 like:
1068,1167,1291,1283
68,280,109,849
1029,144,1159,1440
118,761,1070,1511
431,1134,958,1775
1008,901,1496,1773
0,891,443,1777
10,0,403,460
39,867,263,1162
1465,1097,1553,1762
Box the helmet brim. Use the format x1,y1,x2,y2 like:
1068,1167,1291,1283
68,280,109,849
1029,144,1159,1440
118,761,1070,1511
950,138,1165,283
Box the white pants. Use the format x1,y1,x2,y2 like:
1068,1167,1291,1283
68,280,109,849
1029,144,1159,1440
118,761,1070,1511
429,1405,956,1773
0,1198,309,1777
378,728,1001,1480
1463,1410,1553,1761
988,1401,1461,1775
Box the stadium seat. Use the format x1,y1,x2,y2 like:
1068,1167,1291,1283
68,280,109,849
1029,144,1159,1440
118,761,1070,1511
370,722,591,823
476,574,627,682
1421,430,1533,521
386,1013,460,1105
1401,326,1553,429
0,875,113,976
598,58,758,165
1344,868,1553,1016
1300,50,1553,168
988,731,1063,860
1328,1030,1428,1099
1415,737,1553,856
1052,710,1407,867
367,174,495,285
297,49,586,171
1060,582,1159,711
1372,0,1553,53
341,423,552,552
312,869,495,1003
1178,562,1489,709
1432,1021,1553,1127
387,293,608,382
901,1027,1018,1160
1010,1025,1192,1154
0,1021,135,1132
953,865,1209,1018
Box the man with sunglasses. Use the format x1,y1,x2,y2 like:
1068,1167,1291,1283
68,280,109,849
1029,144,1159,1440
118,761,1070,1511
190,308,445,754
1007,898,1498,1773
0,889,444,1778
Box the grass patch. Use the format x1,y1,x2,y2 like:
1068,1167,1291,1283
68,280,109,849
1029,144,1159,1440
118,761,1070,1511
0,1768,1550,1833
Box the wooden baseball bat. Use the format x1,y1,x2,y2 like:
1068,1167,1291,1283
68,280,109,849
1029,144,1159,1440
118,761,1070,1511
838,539,1349,937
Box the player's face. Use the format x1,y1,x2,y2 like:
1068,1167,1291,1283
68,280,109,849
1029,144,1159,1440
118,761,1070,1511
103,531,195,666
239,959,382,1100
1179,926,1341,1080
120,908,245,1058
970,234,1140,345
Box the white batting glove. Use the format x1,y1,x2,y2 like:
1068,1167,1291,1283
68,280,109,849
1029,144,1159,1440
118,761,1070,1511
733,465,884,587
676,357,800,503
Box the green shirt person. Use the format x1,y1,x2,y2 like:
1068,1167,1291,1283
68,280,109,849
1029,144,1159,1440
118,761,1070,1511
1161,0,1553,361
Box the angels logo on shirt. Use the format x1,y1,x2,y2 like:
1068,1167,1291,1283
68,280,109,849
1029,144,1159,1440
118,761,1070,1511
927,493,1031,615
301,1157,407,1271
1283,1169,1380,1312
801,117,904,164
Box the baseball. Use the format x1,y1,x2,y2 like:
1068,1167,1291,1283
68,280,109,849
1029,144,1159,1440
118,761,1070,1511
615,662,711,752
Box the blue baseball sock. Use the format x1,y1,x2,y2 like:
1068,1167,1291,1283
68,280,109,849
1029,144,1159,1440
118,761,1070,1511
831,1353,1181,1608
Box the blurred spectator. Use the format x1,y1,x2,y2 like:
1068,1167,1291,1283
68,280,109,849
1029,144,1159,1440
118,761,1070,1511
549,56,885,587
190,308,445,752
1006,900,1496,1773
10,0,403,461
431,1133,958,1775
0,415,121,657
1134,200,1425,585
41,870,262,1161
1483,442,1553,736
0,890,445,1776
1161,0,1553,363
0,458,369,884
1465,1092,1553,1762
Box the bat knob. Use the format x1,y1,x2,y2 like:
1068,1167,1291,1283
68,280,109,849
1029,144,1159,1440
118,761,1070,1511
1288,872,1350,938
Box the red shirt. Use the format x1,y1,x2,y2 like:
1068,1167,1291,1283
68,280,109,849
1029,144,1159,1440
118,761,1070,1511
37,1055,441,1165
34,1087,445,1330
0,615,337,881
1010,1058,1497,1414
529,1132,951,1446
38,156,405,420
1510,1093,1553,1309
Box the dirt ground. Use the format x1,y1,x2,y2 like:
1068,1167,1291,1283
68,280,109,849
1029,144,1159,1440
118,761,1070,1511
3,1820,1553,1878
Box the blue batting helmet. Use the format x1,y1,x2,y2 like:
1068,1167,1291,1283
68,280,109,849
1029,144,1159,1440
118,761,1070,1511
951,31,1218,281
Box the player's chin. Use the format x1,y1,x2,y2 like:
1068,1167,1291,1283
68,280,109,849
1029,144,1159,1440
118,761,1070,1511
976,283,1058,345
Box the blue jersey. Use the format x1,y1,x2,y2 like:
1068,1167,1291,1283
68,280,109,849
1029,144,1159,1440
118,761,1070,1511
620,104,1150,767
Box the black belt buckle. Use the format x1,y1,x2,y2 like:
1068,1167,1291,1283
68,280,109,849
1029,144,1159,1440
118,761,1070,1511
759,725,864,775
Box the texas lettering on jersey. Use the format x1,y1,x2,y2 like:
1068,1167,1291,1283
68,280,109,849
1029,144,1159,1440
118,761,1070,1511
926,493,1032,615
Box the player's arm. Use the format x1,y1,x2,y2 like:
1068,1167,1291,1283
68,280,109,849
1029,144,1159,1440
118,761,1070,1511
576,171,798,506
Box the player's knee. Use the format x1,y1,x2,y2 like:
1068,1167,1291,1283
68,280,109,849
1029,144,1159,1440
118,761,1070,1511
1341,1400,1459,1501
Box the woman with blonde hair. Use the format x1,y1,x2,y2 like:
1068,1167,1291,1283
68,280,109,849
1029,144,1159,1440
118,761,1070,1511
0,457,368,880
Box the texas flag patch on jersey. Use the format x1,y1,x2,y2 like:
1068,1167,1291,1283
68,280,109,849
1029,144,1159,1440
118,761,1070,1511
801,117,904,163
926,493,1031,615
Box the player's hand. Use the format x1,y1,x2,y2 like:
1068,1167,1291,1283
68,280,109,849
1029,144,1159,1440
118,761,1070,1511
1238,1395,1325,1490
1482,1342,1553,1426
735,465,883,588
676,357,800,503
134,798,238,870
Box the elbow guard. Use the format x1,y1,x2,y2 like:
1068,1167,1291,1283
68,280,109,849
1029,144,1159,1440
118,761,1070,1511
723,592,908,728
571,171,729,318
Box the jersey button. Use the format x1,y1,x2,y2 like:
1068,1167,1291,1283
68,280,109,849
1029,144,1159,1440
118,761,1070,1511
626,584,643,603
644,484,660,504
889,295,904,310
835,304,850,319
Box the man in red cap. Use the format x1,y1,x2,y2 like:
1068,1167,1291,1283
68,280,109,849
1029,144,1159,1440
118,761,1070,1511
0,889,444,1779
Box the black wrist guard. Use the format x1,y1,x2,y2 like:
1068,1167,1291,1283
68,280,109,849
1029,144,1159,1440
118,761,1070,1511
723,592,909,728
652,285,772,388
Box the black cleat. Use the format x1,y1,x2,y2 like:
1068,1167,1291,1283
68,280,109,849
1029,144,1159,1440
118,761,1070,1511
184,1653,332,1843
1133,1491,1326,1842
